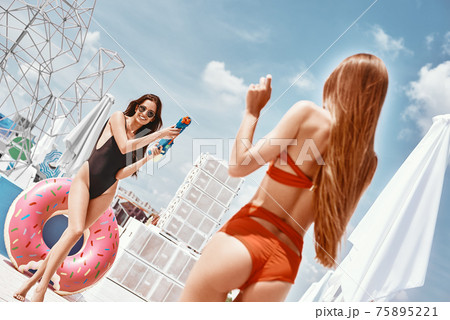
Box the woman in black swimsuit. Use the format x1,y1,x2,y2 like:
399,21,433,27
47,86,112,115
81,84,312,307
13,94,180,302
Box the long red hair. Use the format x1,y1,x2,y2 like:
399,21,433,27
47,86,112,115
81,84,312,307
313,53,388,267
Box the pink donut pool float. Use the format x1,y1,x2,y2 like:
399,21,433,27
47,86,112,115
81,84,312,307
4,178,120,295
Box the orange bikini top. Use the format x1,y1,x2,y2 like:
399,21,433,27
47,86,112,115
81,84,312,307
266,151,314,189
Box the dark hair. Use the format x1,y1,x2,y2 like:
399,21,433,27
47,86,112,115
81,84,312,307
123,94,163,177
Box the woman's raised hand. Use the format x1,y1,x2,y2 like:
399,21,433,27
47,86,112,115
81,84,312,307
160,125,181,139
246,74,272,117
147,144,162,159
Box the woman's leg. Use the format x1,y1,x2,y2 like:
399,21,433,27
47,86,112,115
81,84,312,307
82,186,116,230
179,232,253,302
14,163,114,302
30,182,114,302
31,177,90,302
13,210,71,301
234,281,292,302
13,252,52,301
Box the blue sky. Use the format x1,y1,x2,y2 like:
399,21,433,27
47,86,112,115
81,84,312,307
50,0,449,301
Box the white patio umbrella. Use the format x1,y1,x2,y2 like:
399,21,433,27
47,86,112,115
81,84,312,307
300,114,450,302
31,99,67,165
299,270,334,302
57,94,114,177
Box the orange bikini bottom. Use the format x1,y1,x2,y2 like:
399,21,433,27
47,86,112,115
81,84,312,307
219,203,303,291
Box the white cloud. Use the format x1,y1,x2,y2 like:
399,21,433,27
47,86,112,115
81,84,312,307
202,61,246,95
425,33,434,50
390,290,409,302
202,61,247,109
442,31,450,56
291,71,316,91
219,20,269,43
372,26,412,58
230,27,270,43
83,31,101,54
397,128,414,141
402,61,450,134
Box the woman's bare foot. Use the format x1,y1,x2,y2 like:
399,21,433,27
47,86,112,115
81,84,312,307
30,283,46,302
13,293,26,302
13,280,34,302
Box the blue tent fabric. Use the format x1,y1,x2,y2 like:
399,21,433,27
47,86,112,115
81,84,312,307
0,176,23,257
39,150,62,178
0,113,16,138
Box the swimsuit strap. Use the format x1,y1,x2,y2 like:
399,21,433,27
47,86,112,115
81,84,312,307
243,203,303,252
266,151,313,189
285,152,310,179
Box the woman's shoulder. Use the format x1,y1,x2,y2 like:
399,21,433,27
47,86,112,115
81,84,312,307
288,100,331,142
110,111,125,119
107,112,128,134
291,100,317,110
108,111,127,125
290,100,321,114
290,101,331,124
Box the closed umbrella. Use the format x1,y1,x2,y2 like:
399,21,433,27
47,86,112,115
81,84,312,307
31,98,67,165
57,94,114,177
301,114,450,302
300,270,334,302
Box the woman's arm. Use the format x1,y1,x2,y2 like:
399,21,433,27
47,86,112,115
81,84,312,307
229,75,312,177
115,145,162,180
109,111,180,154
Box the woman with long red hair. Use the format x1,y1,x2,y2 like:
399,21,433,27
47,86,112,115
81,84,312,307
181,53,389,301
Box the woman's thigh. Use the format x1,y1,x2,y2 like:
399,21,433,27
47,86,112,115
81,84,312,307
236,280,292,302
67,173,90,231
83,185,116,229
67,163,116,231
180,232,253,301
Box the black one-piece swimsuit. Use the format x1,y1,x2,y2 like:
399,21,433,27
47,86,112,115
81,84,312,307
87,115,142,199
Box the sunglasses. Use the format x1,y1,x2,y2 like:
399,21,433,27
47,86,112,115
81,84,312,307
137,105,156,118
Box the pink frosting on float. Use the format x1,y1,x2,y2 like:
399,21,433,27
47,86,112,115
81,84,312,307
4,178,119,295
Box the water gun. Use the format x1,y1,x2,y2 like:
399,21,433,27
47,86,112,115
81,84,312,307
149,116,191,161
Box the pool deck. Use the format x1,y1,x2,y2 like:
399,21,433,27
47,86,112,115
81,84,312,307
0,253,144,302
